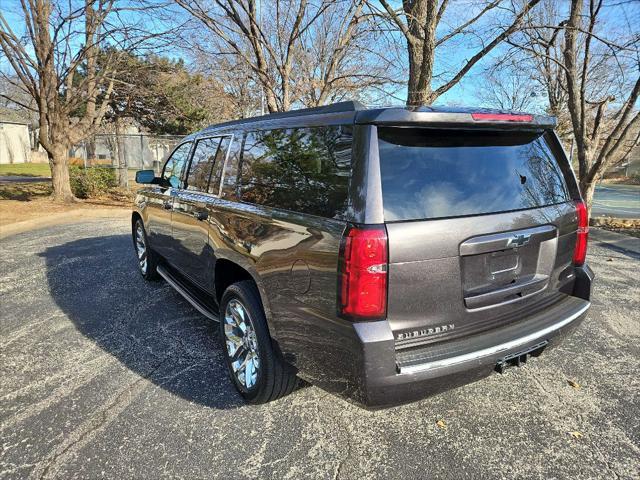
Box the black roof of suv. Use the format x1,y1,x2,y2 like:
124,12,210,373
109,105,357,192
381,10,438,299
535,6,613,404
190,101,557,136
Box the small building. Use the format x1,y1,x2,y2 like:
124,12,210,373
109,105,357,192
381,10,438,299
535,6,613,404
605,143,640,178
603,127,640,178
0,108,32,164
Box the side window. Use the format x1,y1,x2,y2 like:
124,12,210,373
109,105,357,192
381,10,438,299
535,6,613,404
219,133,243,199
239,126,352,218
162,142,192,188
208,136,231,195
186,137,221,192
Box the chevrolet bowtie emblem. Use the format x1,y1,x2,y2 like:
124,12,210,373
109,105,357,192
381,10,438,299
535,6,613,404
507,233,531,248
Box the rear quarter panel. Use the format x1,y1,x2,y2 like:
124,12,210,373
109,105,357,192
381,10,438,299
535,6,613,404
204,198,357,384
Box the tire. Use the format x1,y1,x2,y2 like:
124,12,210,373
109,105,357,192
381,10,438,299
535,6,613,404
133,218,159,281
219,280,297,404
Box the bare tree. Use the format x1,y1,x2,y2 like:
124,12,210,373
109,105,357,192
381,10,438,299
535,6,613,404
505,0,640,208
294,0,401,107
0,1,163,201
373,0,541,106
562,0,639,206
478,0,571,140
474,62,540,112
518,0,567,119
176,0,399,113
192,52,262,118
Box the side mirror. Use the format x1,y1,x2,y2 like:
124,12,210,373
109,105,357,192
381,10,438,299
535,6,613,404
135,170,157,184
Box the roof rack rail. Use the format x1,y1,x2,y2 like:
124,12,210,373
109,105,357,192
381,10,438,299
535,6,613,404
202,100,366,132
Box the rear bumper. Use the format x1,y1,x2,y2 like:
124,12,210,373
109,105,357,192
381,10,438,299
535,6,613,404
349,264,594,408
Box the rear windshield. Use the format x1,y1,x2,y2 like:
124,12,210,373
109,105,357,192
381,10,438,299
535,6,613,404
378,128,570,221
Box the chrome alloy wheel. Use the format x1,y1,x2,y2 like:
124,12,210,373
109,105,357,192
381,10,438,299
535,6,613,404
135,223,148,275
224,299,260,389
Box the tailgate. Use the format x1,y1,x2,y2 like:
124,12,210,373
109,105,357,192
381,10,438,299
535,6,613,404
376,126,579,346
386,204,578,346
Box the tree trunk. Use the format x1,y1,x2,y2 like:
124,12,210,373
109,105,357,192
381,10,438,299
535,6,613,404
405,31,439,107
580,179,596,218
407,42,428,106
49,148,75,203
85,137,96,164
114,119,128,188
264,86,280,113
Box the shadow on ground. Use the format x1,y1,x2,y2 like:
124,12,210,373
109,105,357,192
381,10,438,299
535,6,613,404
0,182,52,201
39,233,244,410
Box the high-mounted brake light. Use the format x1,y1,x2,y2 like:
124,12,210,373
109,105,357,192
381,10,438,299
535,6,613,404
573,200,589,266
339,225,388,320
471,113,534,122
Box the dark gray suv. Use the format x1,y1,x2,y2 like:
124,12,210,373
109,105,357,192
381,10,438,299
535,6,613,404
132,101,593,408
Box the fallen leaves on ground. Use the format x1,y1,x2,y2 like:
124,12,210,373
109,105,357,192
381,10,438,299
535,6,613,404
567,379,581,390
436,420,447,430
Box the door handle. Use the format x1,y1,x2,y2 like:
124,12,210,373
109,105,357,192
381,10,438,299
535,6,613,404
163,201,173,210
196,211,208,221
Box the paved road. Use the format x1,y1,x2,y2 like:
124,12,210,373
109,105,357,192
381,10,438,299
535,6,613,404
0,176,51,184
1,220,639,479
592,184,640,219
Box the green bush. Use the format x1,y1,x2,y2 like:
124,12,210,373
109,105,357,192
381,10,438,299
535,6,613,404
69,166,117,198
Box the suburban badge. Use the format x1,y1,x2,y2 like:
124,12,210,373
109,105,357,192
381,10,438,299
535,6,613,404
396,324,455,341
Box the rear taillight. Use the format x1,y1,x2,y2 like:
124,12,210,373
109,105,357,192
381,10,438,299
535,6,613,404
339,225,388,320
471,113,533,122
573,200,589,266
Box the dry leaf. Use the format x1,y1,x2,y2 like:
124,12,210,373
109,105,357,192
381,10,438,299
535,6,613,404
567,379,581,390
436,420,447,430
568,431,583,439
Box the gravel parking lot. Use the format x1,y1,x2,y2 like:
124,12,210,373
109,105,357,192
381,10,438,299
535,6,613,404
1,219,639,479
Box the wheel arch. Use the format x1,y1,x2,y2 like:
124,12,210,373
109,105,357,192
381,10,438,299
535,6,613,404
214,257,280,342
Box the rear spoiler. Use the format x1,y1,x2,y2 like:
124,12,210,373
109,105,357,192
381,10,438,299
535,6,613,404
355,108,556,130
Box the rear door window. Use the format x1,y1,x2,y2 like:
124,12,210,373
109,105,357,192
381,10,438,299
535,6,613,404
186,137,221,192
239,126,352,218
378,128,570,221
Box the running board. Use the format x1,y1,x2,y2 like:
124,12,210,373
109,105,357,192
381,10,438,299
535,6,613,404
157,264,219,322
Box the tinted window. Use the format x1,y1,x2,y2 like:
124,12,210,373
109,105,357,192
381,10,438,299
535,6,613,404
209,136,231,194
162,142,192,188
219,134,242,199
378,128,570,221
240,126,352,218
186,137,221,191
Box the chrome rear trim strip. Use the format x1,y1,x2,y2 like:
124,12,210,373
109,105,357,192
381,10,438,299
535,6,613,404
398,302,590,375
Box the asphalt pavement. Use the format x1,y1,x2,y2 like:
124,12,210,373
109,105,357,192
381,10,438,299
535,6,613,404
0,176,51,184
592,184,640,219
1,220,639,479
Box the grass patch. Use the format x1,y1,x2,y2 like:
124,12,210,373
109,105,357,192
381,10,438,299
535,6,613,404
0,163,51,177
